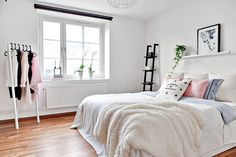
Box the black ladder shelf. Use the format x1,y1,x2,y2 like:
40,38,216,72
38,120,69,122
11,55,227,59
142,44,159,91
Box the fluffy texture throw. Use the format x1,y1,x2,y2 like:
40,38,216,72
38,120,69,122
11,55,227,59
94,101,205,157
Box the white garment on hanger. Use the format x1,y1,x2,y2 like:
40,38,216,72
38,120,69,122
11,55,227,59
5,50,18,87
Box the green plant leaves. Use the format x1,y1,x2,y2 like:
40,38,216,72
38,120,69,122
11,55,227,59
168,45,186,79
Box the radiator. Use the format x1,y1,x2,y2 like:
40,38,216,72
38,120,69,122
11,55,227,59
45,82,108,109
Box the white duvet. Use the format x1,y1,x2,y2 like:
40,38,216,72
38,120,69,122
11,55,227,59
71,93,235,157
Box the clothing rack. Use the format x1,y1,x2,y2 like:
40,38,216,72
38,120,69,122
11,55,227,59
6,43,40,129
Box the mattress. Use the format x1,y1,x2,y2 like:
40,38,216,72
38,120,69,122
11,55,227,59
71,93,236,157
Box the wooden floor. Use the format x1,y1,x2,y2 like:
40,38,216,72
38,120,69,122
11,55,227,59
0,114,97,157
0,114,235,157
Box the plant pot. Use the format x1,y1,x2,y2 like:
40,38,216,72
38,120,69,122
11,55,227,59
89,71,94,80
79,71,83,80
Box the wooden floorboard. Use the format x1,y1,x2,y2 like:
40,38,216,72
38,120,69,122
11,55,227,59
0,114,235,157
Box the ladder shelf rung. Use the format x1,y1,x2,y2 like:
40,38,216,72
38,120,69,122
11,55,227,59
144,56,157,59
143,69,156,72
142,82,155,85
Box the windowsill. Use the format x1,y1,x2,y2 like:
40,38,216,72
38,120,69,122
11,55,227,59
43,78,109,85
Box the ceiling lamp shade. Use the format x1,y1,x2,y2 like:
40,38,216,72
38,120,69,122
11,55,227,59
108,0,138,9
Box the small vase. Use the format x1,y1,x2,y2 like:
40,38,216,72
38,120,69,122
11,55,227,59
89,71,94,80
79,71,83,80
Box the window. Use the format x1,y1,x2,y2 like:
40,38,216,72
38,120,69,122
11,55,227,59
40,17,104,79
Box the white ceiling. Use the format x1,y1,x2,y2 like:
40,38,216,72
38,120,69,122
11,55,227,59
36,0,188,20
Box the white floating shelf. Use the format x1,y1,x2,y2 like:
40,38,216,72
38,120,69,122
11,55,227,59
182,51,234,59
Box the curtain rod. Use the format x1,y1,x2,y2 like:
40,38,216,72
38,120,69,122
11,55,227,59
34,4,113,21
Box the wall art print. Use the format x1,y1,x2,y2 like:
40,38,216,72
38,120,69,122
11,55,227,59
197,24,221,55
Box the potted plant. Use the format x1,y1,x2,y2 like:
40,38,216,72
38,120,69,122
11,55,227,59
168,45,186,79
74,51,87,80
88,51,97,80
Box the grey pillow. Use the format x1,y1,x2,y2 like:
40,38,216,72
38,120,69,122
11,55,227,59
204,79,223,100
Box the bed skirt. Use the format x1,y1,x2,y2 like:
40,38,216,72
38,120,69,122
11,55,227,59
77,127,236,157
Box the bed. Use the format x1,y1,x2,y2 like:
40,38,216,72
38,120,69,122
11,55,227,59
71,92,236,157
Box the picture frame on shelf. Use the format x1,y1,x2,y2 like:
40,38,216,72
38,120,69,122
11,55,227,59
197,24,221,55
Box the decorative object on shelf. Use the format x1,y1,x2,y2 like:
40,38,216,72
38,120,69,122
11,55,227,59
88,51,97,80
197,24,221,55
168,45,186,79
107,0,138,9
142,44,159,91
74,51,87,80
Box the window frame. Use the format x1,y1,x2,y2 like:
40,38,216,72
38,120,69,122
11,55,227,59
39,15,105,79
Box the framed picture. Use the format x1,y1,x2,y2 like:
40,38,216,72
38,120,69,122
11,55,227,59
197,24,221,55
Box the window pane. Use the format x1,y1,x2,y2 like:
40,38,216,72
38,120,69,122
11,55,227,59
92,60,100,74
43,40,60,58
43,21,60,40
66,42,83,59
84,43,99,52
42,20,103,78
43,21,61,76
84,27,100,43
44,59,60,75
67,59,81,75
66,24,82,42
84,43,99,60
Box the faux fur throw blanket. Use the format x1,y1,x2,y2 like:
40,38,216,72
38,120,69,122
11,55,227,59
94,101,206,157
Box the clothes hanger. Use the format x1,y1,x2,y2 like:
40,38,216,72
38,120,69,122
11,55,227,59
25,45,28,52
17,44,20,50
13,43,16,50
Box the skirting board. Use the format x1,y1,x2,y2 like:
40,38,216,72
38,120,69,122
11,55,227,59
0,106,77,121
0,111,76,124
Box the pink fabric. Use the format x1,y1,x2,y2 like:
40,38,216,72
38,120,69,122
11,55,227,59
30,56,42,101
184,80,209,98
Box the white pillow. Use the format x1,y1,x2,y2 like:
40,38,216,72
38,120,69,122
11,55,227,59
184,73,209,80
156,79,191,101
163,72,184,84
209,73,236,103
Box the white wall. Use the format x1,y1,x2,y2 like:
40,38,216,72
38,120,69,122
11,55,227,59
0,0,145,120
145,0,236,84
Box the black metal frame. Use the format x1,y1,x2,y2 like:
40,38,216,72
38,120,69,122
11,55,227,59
142,44,159,91
197,24,221,54
34,4,113,21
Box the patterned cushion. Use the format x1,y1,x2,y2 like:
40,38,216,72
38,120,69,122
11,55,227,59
204,79,223,100
156,79,190,101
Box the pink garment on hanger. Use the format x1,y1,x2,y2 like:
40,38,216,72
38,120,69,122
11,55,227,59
30,56,42,101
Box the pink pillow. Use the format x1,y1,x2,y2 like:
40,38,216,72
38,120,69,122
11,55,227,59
184,80,209,98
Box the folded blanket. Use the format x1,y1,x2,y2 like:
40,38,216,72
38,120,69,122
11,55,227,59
94,101,206,157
